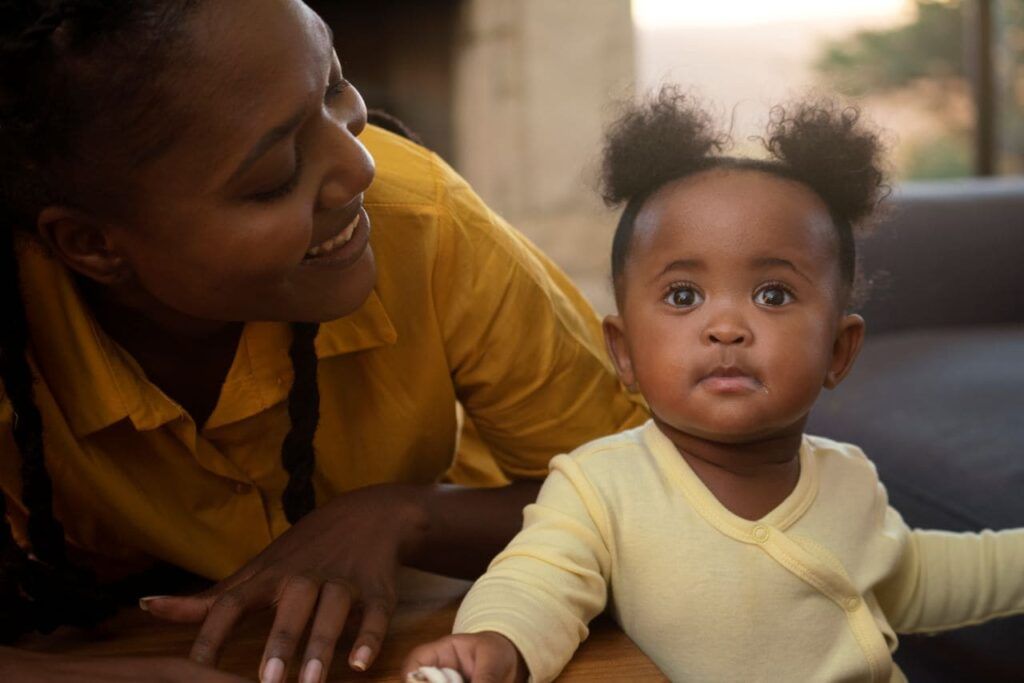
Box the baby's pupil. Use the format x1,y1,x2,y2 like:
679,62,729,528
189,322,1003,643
765,288,783,305
675,289,694,306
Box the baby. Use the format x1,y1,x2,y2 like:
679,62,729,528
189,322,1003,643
403,89,1024,682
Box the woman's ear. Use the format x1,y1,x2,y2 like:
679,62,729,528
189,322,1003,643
36,206,130,285
603,314,639,392
824,313,865,389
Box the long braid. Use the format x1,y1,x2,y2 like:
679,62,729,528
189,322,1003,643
0,0,191,641
2,237,65,569
0,231,115,640
281,322,321,523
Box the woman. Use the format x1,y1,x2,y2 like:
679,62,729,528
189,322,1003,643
0,0,645,680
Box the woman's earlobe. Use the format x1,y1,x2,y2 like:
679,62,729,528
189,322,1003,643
36,206,131,285
824,313,866,389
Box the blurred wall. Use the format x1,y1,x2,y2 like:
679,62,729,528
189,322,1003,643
309,0,635,314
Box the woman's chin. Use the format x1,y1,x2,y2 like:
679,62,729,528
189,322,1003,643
292,248,378,323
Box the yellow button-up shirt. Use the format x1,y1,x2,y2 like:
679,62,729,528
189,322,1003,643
1,126,646,581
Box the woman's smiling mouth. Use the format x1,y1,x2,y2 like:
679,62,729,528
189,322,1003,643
305,211,360,257
301,207,371,268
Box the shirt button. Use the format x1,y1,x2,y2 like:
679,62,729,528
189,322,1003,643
233,482,253,495
845,597,861,612
751,525,769,543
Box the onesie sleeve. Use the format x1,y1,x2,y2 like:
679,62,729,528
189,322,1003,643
429,153,646,480
874,508,1024,633
453,455,612,682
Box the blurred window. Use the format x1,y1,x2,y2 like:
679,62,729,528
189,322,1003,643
633,0,1023,180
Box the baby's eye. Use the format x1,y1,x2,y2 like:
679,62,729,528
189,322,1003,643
754,284,793,307
664,285,704,309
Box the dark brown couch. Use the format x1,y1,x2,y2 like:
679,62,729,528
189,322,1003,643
808,177,1024,682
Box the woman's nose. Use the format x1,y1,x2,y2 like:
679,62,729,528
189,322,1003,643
316,114,375,211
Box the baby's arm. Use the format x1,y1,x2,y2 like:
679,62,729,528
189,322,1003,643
405,456,613,683
875,519,1024,633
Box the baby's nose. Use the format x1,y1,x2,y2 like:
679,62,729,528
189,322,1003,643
707,329,746,345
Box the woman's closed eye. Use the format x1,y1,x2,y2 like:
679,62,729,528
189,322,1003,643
664,283,704,309
753,282,795,307
246,78,352,203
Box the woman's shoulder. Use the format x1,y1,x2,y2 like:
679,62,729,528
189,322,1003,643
361,125,450,209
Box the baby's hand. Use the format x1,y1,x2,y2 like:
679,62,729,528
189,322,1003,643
402,632,527,683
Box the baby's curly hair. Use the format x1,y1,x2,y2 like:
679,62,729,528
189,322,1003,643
602,86,887,307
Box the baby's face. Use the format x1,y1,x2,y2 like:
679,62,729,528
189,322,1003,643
605,168,864,443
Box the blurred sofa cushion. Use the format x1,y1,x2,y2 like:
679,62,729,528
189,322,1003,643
807,178,1024,682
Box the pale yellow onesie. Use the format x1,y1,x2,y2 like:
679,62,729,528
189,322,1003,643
454,421,1024,682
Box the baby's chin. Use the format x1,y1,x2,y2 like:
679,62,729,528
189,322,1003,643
654,410,805,445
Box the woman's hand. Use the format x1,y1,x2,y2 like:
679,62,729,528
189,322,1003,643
0,648,252,682
140,484,429,683
402,632,527,683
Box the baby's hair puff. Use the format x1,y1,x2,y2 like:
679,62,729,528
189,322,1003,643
763,99,887,229
601,85,728,207
602,85,888,306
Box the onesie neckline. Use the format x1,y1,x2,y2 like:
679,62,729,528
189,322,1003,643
641,421,819,540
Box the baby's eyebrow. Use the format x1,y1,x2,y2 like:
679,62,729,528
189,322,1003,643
651,258,704,284
750,256,812,283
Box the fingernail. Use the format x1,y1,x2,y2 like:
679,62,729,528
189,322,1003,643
351,645,373,671
138,595,171,611
262,657,285,683
301,659,323,683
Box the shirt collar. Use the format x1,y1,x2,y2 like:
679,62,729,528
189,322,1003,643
18,239,397,438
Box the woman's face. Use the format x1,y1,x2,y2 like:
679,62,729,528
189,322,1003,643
96,0,376,323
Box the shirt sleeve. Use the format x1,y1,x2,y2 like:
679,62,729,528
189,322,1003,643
874,508,1024,634
453,455,612,682
429,154,647,479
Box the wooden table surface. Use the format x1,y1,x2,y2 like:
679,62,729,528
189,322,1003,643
19,569,667,681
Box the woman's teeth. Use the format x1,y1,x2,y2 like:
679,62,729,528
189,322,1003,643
305,214,360,257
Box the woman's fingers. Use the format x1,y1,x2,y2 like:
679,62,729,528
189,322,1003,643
140,593,213,623
298,580,353,683
189,583,262,666
347,592,396,671
142,564,262,624
258,575,321,683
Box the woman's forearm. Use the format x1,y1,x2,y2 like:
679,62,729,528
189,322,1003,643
402,481,542,579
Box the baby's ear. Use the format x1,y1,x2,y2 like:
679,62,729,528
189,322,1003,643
603,315,639,392
824,313,865,389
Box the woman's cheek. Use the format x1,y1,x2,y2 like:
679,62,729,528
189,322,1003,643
236,209,314,275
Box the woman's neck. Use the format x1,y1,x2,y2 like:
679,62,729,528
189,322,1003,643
80,278,244,427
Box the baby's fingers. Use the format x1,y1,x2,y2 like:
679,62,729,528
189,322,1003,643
401,636,464,677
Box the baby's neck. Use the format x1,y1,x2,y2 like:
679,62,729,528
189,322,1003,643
653,416,805,521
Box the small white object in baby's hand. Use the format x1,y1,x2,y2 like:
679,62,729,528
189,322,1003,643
406,666,465,683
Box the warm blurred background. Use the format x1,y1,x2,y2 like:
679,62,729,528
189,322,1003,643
308,0,1023,314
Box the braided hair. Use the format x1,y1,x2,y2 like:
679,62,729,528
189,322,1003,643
601,86,888,307
0,0,323,640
